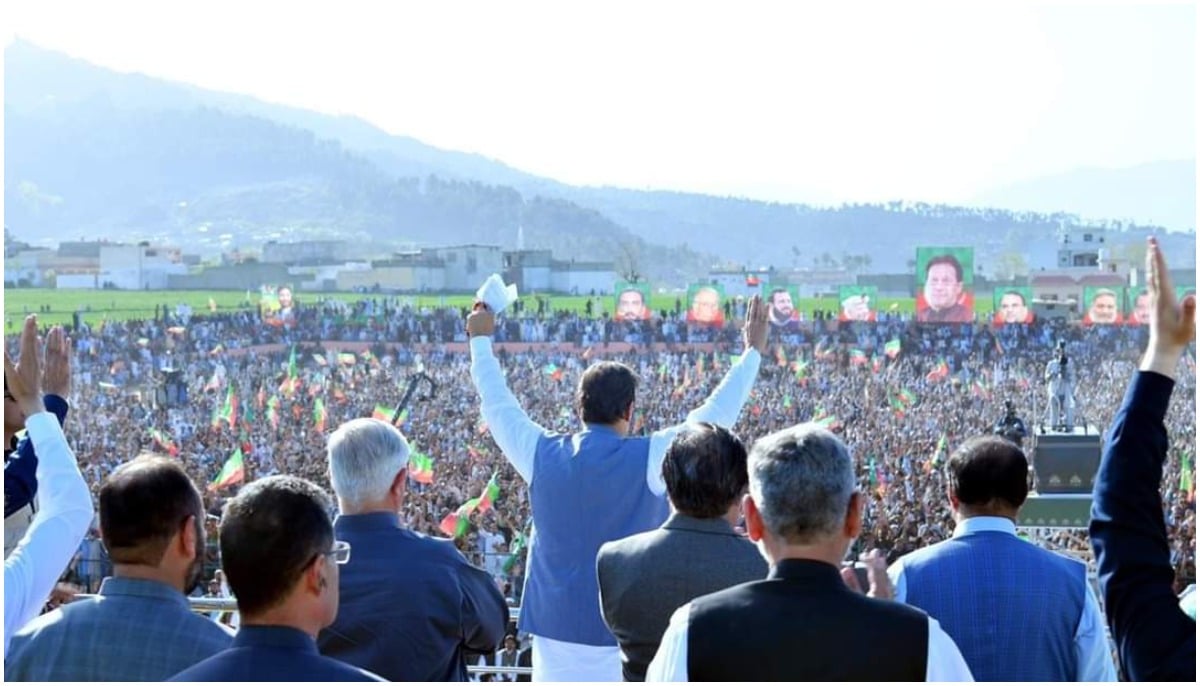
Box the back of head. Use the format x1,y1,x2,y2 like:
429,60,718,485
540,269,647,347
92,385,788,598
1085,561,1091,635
99,453,202,566
219,475,334,617
577,362,637,425
327,418,410,508
748,425,855,544
662,423,748,518
947,436,1029,513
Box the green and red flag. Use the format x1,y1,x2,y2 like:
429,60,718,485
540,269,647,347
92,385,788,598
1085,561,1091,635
478,473,501,512
313,397,327,433
775,345,788,368
971,378,991,400
440,497,482,539
408,451,434,484
849,349,868,366
148,428,179,457
884,338,902,359
267,395,280,430
871,354,884,374
212,385,238,429
927,434,948,474
503,530,528,573
926,358,950,382
371,404,393,421
208,448,245,492
1181,452,1194,501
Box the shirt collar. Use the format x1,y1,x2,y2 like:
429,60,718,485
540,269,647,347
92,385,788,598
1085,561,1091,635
953,516,1018,538
767,558,845,587
662,512,740,536
98,577,190,610
233,625,319,653
334,511,400,532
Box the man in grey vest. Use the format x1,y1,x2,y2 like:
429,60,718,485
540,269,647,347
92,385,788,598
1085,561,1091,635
467,296,768,681
598,423,766,681
647,424,974,681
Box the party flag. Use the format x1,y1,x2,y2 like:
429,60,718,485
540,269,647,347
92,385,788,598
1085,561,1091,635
208,448,245,492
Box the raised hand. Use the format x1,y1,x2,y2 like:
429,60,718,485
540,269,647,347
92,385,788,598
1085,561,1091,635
4,315,46,417
43,326,72,398
1146,236,1195,353
467,302,496,338
742,295,769,355
840,548,894,600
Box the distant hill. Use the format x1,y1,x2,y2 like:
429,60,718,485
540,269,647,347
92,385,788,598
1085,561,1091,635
5,39,1195,283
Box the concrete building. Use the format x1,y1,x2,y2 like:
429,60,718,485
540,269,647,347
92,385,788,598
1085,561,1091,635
335,255,447,292
4,249,54,287
98,244,187,290
550,260,617,295
168,263,293,291
262,240,353,265
428,245,504,291
504,250,554,292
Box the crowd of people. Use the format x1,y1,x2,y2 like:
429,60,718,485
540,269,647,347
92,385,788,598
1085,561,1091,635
4,242,1197,681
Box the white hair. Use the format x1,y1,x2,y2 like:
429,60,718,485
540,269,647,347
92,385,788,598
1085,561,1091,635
748,424,856,544
327,418,410,509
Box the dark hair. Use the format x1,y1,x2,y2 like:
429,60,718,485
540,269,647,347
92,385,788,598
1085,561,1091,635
219,475,334,616
926,255,963,283
662,423,749,518
947,436,1029,510
577,362,637,425
99,454,203,566
619,288,645,303
1002,290,1026,305
769,287,789,303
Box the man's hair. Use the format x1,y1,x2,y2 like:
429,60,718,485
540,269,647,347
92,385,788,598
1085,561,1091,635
947,436,1029,510
577,362,637,424
1093,288,1117,302
328,418,410,508
925,255,964,283
99,454,203,566
619,288,645,304
1002,290,1026,305
219,475,334,616
769,287,789,303
748,424,856,544
661,423,749,518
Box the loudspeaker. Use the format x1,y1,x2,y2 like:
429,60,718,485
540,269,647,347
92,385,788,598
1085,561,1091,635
1031,425,1102,494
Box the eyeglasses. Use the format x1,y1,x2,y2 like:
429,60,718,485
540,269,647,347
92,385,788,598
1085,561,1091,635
319,540,352,565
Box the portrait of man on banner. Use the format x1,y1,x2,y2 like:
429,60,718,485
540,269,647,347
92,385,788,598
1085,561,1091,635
762,284,800,329
614,282,651,321
993,288,1034,325
260,284,298,327
915,248,975,324
838,285,877,322
686,284,725,326
1082,287,1122,325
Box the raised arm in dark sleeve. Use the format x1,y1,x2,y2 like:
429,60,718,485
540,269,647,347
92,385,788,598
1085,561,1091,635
1089,371,1196,682
458,559,509,655
4,395,69,517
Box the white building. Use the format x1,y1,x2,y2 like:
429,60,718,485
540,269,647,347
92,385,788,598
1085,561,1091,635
4,249,54,287
550,260,617,295
98,244,187,290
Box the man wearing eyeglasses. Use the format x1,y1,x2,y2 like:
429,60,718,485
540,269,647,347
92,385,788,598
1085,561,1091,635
6,455,233,680
5,324,73,558
171,476,383,681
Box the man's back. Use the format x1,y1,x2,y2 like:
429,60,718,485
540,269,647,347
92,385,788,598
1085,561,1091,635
896,530,1088,681
174,626,382,682
597,513,766,681
317,513,508,681
4,577,233,681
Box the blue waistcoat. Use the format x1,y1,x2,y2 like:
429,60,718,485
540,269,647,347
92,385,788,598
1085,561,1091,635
902,531,1086,681
521,425,670,645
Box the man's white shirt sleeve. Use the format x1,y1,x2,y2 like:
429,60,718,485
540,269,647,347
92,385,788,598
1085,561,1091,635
3,412,92,655
646,349,761,495
925,617,975,681
469,337,548,483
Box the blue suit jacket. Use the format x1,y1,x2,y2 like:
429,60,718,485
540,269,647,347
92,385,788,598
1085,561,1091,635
1090,371,1196,681
316,512,508,681
4,395,69,517
169,626,383,682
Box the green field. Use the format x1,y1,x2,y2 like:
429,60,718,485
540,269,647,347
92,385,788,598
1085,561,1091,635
3,289,997,333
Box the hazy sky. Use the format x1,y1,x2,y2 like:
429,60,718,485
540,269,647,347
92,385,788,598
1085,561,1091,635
3,0,1195,206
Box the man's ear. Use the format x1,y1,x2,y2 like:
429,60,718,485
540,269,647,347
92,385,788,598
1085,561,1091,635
844,492,863,540
744,494,765,542
180,514,198,559
392,467,408,501
306,555,327,596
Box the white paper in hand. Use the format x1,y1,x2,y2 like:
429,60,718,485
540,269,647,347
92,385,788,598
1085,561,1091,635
476,274,519,314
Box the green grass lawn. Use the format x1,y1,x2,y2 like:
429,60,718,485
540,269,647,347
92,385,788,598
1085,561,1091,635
4,288,997,333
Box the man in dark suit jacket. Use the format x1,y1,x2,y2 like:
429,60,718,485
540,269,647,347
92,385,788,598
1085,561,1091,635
598,423,767,681
646,424,974,681
170,476,383,682
317,419,508,681
1089,237,1196,682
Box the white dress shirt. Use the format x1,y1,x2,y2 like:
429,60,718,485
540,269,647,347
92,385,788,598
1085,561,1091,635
4,412,93,655
468,337,762,680
888,516,1117,682
646,601,975,682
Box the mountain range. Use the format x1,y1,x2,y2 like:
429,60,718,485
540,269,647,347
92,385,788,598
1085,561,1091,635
4,40,1195,283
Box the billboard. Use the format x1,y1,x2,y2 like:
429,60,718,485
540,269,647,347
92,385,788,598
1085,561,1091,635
686,283,725,326
260,284,298,326
992,287,1034,325
1081,287,1122,325
1125,287,1151,326
613,281,651,321
915,247,974,323
762,284,800,329
837,285,878,322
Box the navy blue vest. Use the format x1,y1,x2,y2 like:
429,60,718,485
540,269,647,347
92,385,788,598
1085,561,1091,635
521,425,670,645
901,531,1086,681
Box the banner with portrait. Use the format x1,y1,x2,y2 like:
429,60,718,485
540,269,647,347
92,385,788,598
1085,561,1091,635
761,284,800,328
1081,286,1122,325
686,283,725,326
915,247,975,324
992,287,1034,325
260,284,298,327
613,281,651,321
837,285,877,322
